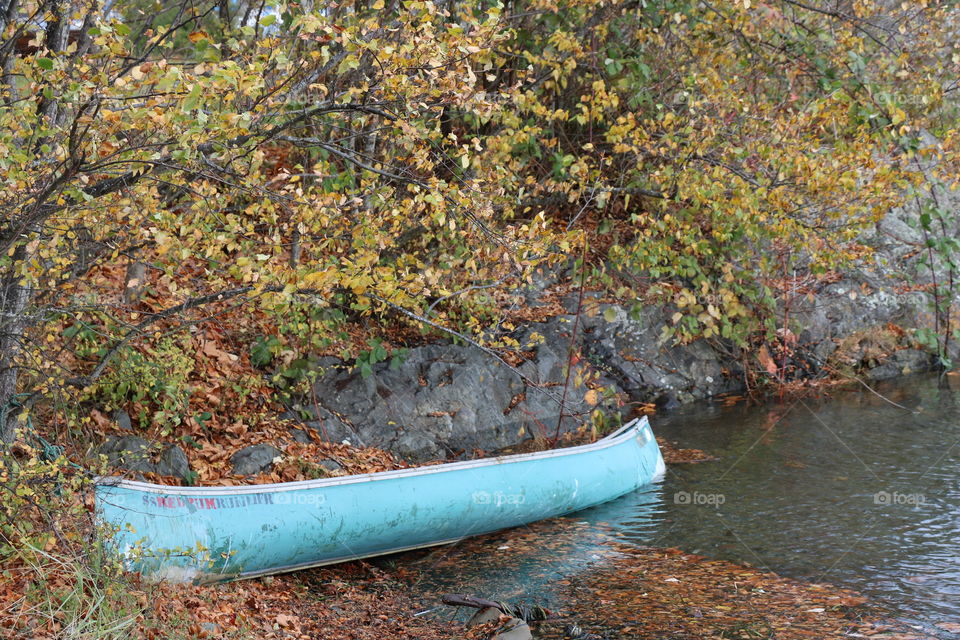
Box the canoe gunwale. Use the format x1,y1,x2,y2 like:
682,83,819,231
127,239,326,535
95,416,652,496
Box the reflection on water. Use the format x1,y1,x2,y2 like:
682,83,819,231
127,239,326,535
650,373,960,629
405,486,664,612
403,373,960,631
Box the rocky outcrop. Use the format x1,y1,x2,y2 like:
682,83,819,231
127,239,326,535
786,194,957,371
301,341,617,462
577,305,741,405
284,203,954,461
294,304,749,461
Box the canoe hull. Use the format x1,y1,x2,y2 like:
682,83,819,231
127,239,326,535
95,417,664,582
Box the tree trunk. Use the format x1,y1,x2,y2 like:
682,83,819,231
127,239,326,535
0,247,31,443
123,260,147,304
0,0,21,104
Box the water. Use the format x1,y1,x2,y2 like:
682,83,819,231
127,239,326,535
405,373,960,632
649,373,960,628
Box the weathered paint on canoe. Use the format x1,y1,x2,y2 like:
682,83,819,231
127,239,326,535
95,416,665,582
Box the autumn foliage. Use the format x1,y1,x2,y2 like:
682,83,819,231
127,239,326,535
1,0,956,439
2,0,960,636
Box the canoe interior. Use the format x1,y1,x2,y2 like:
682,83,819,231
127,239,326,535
95,416,665,582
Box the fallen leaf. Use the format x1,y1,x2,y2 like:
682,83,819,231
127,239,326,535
758,344,778,376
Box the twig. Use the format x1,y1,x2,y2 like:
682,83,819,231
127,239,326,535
441,593,554,622
825,366,914,411
81,286,256,386
553,237,588,445
800,350,915,412
441,594,505,612
425,277,508,317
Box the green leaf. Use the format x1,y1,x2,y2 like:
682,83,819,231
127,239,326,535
251,336,278,367
37,57,54,71
260,14,276,26
337,55,360,74
182,84,203,112
63,323,84,339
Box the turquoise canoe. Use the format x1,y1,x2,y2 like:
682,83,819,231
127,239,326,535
95,416,665,583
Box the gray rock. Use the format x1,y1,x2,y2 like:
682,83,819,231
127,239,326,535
199,622,219,635
521,266,560,307
100,435,154,472
155,445,190,478
114,408,133,431
892,348,934,373
768,182,960,376
866,349,935,381
231,444,282,476
289,427,313,444
99,436,192,480
577,305,738,404
295,303,742,462
304,339,619,462
810,281,925,344
797,181,959,372
865,361,902,381
318,458,342,472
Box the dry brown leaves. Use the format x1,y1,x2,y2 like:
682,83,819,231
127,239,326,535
655,437,718,464
136,435,411,487
4,507,937,640
544,545,931,640
395,517,936,640
133,563,457,640
4,553,458,640
58,256,421,487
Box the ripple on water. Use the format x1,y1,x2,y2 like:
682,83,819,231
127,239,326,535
395,374,960,632
648,373,960,628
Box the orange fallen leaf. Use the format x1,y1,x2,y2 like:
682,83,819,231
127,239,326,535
758,344,778,376
275,613,299,628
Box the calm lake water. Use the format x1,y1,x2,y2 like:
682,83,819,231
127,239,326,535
405,373,960,635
